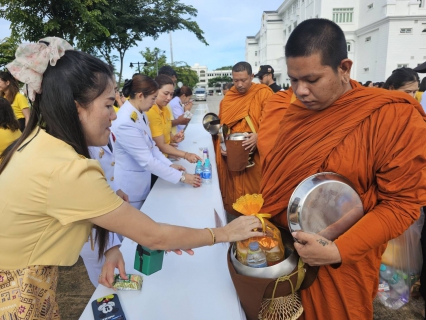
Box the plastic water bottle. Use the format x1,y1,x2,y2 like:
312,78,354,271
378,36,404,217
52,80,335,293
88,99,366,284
390,275,409,295
246,241,267,268
202,159,212,184
379,264,394,281
194,160,203,188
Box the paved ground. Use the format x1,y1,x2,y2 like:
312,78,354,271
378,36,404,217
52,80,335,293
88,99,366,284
58,95,425,319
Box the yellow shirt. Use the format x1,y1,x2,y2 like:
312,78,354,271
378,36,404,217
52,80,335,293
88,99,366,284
0,128,21,154
0,129,123,269
146,104,172,146
167,105,177,135
113,105,120,113
11,92,29,120
415,91,423,103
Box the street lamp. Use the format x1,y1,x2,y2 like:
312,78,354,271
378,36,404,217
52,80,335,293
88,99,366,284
129,61,147,74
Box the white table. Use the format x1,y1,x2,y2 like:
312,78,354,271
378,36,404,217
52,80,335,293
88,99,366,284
79,123,246,320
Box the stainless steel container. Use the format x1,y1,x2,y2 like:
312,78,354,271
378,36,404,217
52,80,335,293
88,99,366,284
230,243,298,278
287,172,364,241
227,133,247,141
202,113,220,135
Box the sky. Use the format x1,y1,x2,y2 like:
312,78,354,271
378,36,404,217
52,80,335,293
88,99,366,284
0,1,284,80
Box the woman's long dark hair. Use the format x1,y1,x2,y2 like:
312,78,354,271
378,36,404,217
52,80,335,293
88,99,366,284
383,67,420,90
0,71,20,104
0,97,20,131
0,49,114,259
122,74,158,99
173,85,192,98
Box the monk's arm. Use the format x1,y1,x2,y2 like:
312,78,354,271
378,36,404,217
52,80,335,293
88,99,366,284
334,106,426,264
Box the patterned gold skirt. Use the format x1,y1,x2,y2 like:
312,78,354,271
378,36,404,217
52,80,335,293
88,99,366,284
0,265,60,320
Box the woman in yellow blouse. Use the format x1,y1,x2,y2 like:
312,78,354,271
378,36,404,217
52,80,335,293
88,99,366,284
146,75,200,163
0,38,262,318
0,71,30,132
0,97,21,154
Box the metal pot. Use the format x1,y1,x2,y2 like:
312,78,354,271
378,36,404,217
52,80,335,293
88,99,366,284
227,132,247,141
230,243,298,279
202,113,220,135
287,172,364,241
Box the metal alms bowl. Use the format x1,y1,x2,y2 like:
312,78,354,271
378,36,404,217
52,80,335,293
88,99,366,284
287,172,364,241
202,113,220,135
227,133,247,141
230,243,298,278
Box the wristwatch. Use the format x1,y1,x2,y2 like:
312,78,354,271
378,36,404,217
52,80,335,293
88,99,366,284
179,172,186,183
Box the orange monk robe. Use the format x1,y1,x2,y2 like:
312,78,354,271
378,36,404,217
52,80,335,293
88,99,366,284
260,81,426,320
258,87,296,168
215,83,273,215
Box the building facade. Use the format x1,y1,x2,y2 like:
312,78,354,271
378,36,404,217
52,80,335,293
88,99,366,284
246,0,426,86
190,63,232,93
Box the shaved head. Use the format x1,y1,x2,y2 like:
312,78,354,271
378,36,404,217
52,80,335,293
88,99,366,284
285,19,347,71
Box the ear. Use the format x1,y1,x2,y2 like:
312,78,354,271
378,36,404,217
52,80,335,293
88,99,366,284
339,59,353,83
250,74,255,81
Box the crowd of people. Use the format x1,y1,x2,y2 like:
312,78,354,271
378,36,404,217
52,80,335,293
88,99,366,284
1,17,426,320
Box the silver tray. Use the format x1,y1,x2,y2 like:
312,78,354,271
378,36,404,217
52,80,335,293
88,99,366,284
287,172,364,241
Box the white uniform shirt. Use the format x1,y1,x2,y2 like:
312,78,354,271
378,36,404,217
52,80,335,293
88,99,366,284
88,137,117,191
112,100,182,203
170,96,185,132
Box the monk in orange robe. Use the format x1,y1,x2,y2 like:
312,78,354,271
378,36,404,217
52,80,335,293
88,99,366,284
215,62,273,215
258,87,295,168
259,19,426,320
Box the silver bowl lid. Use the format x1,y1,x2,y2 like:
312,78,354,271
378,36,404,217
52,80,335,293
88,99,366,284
287,172,364,241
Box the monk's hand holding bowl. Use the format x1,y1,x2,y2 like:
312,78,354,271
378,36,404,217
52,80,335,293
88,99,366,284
242,132,258,151
292,231,342,266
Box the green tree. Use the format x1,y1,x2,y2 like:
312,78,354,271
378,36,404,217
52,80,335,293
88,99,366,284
173,61,199,89
0,0,110,46
215,66,233,71
139,47,168,78
81,0,208,86
0,0,208,86
0,37,19,69
208,76,232,88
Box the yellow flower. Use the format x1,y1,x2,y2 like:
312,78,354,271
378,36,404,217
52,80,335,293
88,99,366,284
130,111,138,122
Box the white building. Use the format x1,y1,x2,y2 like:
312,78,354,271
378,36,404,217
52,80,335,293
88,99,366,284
190,63,233,93
246,0,426,86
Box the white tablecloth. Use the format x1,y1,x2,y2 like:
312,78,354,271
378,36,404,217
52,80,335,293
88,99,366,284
79,123,246,320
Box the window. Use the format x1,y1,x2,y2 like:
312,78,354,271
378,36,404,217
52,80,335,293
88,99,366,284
255,62,258,66
255,51,257,56
294,21,297,28
365,36,371,42
288,26,292,33
397,64,408,68
332,8,354,23
423,28,426,33
200,79,206,82
364,67,369,72
400,28,413,34
347,42,351,52
367,3,373,9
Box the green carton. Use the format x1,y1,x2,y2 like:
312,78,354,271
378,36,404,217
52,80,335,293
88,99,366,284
134,244,164,275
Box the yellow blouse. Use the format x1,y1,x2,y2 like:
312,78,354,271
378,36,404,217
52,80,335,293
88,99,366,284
0,128,123,269
146,104,172,146
11,92,29,120
0,128,21,154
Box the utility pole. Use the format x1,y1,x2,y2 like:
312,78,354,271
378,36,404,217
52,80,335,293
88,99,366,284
169,32,174,65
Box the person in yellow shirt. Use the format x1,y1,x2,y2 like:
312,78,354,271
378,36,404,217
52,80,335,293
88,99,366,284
146,74,200,163
0,97,21,154
0,37,263,318
0,71,30,132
